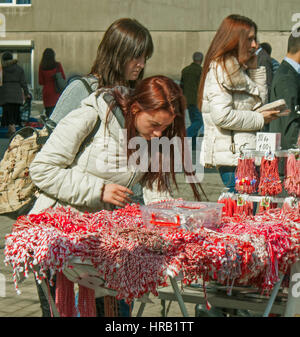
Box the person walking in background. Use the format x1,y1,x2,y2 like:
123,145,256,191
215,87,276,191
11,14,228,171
39,48,65,117
0,51,30,137
269,29,300,151
33,18,154,318
256,42,273,102
197,14,279,193
180,51,204,149
260,42,280,75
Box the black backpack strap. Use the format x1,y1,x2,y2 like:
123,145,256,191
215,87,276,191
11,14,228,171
76,77,101,153
102,92,125,128
78,77,94,95
40,77,95,137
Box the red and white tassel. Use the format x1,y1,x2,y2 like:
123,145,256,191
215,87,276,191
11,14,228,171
55,271,77,317
284,154,300,197
258,156,282,196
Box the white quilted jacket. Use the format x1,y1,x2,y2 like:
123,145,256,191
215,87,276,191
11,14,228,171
200,56,267,167
29,92,171,214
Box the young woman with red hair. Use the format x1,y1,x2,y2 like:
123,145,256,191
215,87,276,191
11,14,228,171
198,14,279,192
30,75,202,215
29,75,204,317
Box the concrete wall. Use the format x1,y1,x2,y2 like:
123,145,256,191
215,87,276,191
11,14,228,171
0,0,299,94
2,0,300,32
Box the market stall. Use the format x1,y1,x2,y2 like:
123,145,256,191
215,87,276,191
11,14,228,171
3,132,300,317
4,198,300,317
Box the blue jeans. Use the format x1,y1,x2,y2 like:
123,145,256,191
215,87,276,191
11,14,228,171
218,166,236,193
186,105,204,148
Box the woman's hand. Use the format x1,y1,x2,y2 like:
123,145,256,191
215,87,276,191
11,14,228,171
261,110,280,124
101,183,134,207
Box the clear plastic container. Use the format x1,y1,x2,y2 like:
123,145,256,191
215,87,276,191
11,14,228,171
140,200,223,232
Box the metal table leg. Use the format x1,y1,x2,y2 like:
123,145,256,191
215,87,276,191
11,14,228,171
40,279,60,317
161,299,166,317
169,276,189,317
263,274,284,317
136,292,150,317
136,302,146,317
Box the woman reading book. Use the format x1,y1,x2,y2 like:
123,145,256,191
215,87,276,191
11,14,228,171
197,14,280,192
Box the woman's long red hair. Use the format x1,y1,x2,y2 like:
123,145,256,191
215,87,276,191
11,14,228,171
111,75,204,201
198,14,257,110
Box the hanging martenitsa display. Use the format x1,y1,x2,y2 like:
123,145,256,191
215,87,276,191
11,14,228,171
258,155,282,196
257,154,282,212
235,156,259,194
284,153,300,198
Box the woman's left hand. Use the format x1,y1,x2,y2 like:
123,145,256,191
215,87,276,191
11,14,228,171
101,183,134,207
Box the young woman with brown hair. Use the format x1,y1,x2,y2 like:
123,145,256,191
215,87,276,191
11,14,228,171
50,17,153,124
32,17,154,317
197,14,279,192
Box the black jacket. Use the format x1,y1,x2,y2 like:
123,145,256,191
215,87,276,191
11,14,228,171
269,60,300,149
180,62,202,106
0,59,29,106
257,48,273,102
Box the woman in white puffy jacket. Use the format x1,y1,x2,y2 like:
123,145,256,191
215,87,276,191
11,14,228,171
197,14,279,192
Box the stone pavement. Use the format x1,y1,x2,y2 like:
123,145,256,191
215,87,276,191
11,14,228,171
0,105,225,317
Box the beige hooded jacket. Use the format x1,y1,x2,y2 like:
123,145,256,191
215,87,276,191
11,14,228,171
29,91,171,215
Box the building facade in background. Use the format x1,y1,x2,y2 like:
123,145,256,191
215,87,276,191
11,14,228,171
0,0,299,99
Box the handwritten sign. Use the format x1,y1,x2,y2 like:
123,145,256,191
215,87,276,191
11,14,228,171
256,132,281,152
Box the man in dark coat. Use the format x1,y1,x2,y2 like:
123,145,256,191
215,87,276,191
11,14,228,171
256,43,273,102
0,51,30,136
269,31,300,150
180,51,204,149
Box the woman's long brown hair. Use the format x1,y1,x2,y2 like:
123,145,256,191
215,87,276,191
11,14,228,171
198,14,257,110
108,75,204,201
90,18,153,89
40,48,58,70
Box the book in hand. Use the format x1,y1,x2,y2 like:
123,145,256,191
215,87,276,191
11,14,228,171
256,99,291,116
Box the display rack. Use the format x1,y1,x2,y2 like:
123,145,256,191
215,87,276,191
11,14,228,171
233,146,300,204
241,148,300,158
229,194,299,204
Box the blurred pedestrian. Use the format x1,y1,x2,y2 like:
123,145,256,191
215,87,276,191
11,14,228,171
39,48,66,117
180,51,204,149
260,42,280,75
256,42,273,102
269,29,300,151
0,51,30,137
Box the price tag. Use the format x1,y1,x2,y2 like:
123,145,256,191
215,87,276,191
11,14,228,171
260,197,270,208
237,195,246,206
256,133,281,152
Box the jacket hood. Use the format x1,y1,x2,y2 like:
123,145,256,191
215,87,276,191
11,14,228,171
2,59,18,69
